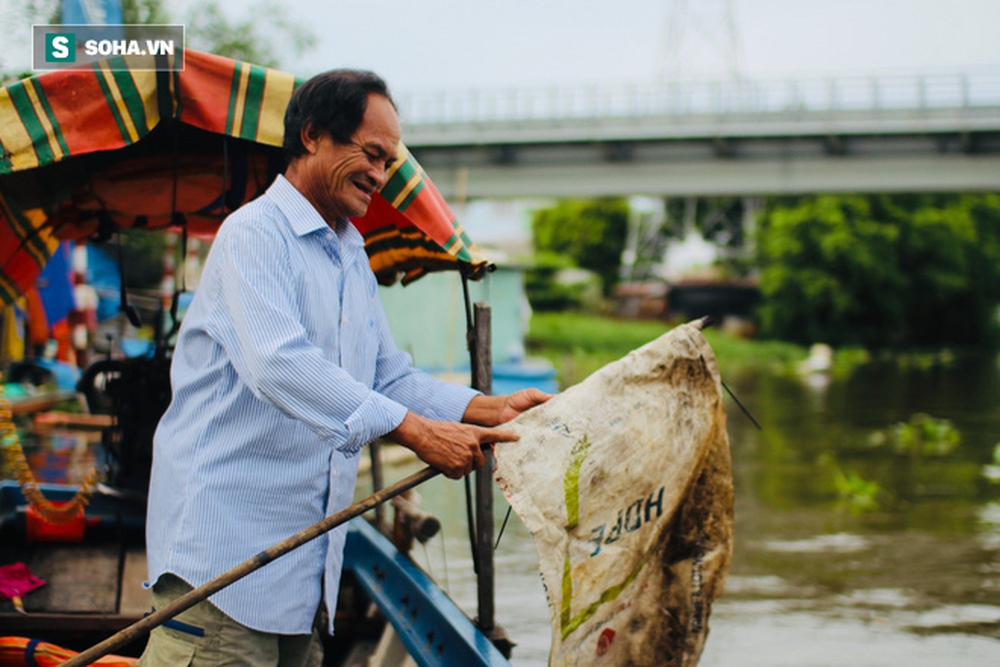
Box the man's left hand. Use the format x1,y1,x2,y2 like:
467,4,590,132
463,388,552,427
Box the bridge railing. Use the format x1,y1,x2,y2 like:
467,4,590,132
397,70,1000,126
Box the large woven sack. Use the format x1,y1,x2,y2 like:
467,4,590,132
495,320,733,666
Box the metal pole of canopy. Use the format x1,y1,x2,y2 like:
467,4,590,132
460,273,481,575
461,269,512,655
470,302,495,635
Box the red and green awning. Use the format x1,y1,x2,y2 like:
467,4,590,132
0,49,488,305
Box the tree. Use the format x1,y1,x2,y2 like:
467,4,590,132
121,0,171,24
1,0,59,82
531,198,629,298
183,0,316,68
755,193,1000,348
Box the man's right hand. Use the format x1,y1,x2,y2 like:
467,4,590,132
387,411,519,479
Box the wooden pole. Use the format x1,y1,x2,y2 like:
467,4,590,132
59,466,441,667
470,302,496,634
369,439,385,526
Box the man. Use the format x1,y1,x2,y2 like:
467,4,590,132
140,70,549,666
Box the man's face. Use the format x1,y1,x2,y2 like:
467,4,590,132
298,94,401,222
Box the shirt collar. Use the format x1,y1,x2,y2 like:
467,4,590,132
266,175,365,249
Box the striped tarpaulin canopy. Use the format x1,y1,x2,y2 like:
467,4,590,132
0,49,489,306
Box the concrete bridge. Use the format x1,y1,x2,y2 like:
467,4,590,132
397,70,1000,199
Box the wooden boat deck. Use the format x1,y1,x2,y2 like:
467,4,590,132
0,527,151,656
0,476,151,656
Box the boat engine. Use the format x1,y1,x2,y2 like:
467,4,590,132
77,356,172,497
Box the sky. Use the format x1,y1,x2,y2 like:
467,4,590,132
195,0,1000,92
4,0,1000,93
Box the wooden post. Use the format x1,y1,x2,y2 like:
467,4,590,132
369,439,384,526
470,302,495,635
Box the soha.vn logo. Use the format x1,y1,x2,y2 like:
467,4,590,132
45,33,176,62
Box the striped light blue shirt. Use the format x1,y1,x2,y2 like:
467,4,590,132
145,175,478,635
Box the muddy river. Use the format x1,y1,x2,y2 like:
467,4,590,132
404,352,1000,665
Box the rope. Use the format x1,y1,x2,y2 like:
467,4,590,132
0,382,101,523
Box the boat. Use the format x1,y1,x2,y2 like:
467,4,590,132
1,48,514,666
0,478,512,666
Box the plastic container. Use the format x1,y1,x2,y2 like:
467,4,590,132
25,502,87,544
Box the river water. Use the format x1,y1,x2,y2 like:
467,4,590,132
387,352,1000,666
6,351,1000,665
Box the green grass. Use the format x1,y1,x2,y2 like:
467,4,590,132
526,312,808,387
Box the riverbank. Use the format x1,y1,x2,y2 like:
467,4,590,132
526,312,985,390
526,312,808,387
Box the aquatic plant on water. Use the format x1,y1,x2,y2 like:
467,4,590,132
869,413,962,457
818,453,882,512
831,465,881,513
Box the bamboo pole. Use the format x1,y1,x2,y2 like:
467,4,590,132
59,466,441,667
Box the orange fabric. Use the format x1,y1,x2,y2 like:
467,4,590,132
22,289,48,347
51,319,74,364
0,636,138,667
30,70,130,157
176,51,242,135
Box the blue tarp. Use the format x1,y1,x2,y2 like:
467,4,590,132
492,362,559,395
85,244,123,322
36,242,75,327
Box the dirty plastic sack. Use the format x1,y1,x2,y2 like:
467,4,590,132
494,320,733,667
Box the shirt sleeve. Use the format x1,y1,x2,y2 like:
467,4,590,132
367,288,481,424
205,212,409,455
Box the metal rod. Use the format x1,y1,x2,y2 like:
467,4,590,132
460,271,480,573
59,466,441,667
721,378,763,431
471,302,495,633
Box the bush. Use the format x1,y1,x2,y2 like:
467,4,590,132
755,194,1000,348
531,198,629,298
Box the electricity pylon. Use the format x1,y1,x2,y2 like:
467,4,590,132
658,0,743,83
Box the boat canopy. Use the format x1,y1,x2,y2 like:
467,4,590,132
0,49,490,307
